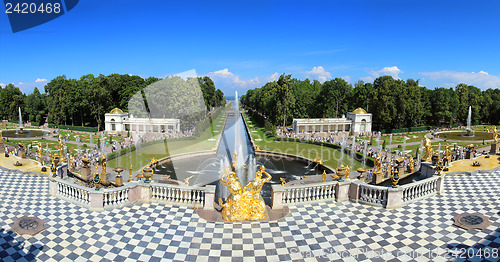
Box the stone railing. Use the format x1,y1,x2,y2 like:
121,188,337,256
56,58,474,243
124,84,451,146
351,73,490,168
103,185,133,209
401,175,441,205
272,175,445,210
349,175,445,209
271,179,351,209
357,183,389,207
54,178,91,208
49,177,216,212
282,181,336,205
151,183,206,208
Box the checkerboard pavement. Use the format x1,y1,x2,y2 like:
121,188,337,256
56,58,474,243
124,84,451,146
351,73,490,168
0,168,499,262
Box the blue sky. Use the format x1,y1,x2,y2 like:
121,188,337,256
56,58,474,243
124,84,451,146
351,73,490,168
1,0,500,95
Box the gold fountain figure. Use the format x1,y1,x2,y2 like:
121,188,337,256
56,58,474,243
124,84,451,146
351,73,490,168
373,154,383,175
409,156,415,173
490,126,498,144
243,166,272,220
422,137,433,162
322,170,327,182
218,165,271,221
128,165,133,182
280,177,288,186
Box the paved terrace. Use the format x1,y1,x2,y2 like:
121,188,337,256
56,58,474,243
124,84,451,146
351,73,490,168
0,168,499,262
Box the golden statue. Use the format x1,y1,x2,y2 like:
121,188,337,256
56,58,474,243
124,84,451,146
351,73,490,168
219,167,246,221
68,155,73,171
322,170,327,182
280,177,288,186
445,145,450,160
409,156,415,173
243,166,271,220
345,165,351,179
373,154,383,175
0,130,2,140
149,157,157,167
101,158,107,174
184,175,194,186
422,137,433,162
491,126,498,144
128,165,133,182
219,165,271,221
314,158,324,165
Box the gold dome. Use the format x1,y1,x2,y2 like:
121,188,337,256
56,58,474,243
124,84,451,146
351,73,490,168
352,107,367,114
109,108,124,114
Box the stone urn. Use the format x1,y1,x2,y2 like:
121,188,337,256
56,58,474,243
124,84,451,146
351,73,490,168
114,167,124,186
142,166,153,183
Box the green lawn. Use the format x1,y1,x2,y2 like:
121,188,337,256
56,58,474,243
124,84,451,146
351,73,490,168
244,113,371,170
108,107,228,170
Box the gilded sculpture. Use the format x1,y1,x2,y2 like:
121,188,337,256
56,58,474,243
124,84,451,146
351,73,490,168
219,165,271,221
373,154,383,174
422,137,433,162
491,126,498,144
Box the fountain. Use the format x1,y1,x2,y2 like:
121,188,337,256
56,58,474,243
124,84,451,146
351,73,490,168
3,108,46,138
17,107,24,134
464,106,474,136
435,106,493,141
339,135,346,164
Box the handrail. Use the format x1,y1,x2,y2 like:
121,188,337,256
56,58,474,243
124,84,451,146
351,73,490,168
358,183,388,207
151,183,206,207
281,180,337,205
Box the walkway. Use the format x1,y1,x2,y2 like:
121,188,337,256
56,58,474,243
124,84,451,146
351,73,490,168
0,168,498,261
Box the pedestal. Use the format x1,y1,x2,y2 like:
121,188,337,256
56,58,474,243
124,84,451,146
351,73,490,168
420,162,435,178
81,166,91,181
490,143,498,155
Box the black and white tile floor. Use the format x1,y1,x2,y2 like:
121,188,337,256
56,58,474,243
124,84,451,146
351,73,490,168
0,169,499,261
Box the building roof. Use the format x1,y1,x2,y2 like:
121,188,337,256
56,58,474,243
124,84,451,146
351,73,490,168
109,108,124,114
352,107,368,114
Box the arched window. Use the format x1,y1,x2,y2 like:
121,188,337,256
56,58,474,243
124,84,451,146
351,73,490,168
361,119,367,132
111,119,116,131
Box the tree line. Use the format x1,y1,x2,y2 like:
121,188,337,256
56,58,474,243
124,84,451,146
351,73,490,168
240,74,500,131
0,74,225,131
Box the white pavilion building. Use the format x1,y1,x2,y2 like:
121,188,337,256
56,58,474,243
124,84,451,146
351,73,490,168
104,108,180,134
292,108,372,136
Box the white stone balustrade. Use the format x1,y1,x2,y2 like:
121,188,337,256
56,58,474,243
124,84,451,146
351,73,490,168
272,181,337,208
151,183,205,208
400,175,442,205
357,183,388,207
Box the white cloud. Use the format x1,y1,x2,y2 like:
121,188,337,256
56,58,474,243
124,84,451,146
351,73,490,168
304,66,332,83
0,83,5,87
420,70,500,89
342,75,351,83
265,72,279,82
35,78,47,83
208,68,266,89
359,76,373,83
369,66,402,80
